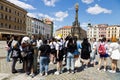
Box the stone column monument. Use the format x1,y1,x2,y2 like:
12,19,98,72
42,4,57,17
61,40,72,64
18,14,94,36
71,3,81,39
71,3,87,40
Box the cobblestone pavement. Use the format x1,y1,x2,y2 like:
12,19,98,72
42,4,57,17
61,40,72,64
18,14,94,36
0,41,120,80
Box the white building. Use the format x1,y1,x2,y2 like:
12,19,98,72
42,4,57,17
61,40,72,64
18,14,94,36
26,16,32,36
26,17,52,39
87,24,99,41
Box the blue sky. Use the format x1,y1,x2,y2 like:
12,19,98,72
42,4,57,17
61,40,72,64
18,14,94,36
7,0,120,31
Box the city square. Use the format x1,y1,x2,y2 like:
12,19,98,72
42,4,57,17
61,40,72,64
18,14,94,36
0,0,120,80
0,41,120,80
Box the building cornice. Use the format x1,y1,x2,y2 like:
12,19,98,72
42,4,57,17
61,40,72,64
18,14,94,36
1,0,27,13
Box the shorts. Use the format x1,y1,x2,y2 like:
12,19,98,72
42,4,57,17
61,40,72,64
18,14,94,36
100,53,109,58
56,50,63,62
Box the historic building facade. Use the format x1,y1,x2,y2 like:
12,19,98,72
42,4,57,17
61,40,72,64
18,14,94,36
30,18,52,39
106,25,120,40
55,26,72,39
87,24,120,41
87,24,99,41
98,24,108,39
26,16,32,36
0,0,27,40
43,18,54,37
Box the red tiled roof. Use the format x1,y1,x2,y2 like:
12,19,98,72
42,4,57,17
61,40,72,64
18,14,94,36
56,26,72,31
62,26,72,29
45,18,52,22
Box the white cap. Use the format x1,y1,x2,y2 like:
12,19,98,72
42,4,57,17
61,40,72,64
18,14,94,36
55,36,61,40
21,37,30,44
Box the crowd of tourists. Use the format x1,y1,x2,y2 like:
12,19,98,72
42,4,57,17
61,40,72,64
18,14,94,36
5,35,120,78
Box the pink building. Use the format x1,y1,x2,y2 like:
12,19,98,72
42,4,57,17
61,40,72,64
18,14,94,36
98,24,108,39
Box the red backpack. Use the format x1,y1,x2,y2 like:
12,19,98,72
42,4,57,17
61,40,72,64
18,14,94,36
98,44,106,55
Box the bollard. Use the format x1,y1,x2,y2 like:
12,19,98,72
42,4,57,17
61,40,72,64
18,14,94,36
33,47,38,73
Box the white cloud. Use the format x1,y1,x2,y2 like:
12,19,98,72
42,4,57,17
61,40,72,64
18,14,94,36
27,13,54,21
81,22,88,30
7,0,36,10
86,4,112,15
38,13,54,21
81,0,94,4
42,0,58,7
27,13,37,18
55,11,68,21
27,11,68,22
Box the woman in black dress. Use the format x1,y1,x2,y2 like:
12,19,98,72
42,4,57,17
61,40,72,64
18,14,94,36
81,38,91,69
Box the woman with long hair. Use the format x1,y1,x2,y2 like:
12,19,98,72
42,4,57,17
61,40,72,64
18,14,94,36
81,38,91,70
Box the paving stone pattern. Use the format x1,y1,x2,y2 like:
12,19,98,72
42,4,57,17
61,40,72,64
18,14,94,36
0,41,120,80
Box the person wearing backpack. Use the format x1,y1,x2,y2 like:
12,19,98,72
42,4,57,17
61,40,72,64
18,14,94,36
11,36,21,73
21,36,35,77
97,37,108,71
49,38,57,64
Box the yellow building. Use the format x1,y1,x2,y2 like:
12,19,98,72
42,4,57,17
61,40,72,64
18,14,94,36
106,25,120,40
55,26,72,39
0,0,27,40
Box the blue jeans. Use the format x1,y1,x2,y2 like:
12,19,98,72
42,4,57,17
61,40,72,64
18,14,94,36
7,48,12,62
66,52,75,70
39,56,49,73
90,50,96,62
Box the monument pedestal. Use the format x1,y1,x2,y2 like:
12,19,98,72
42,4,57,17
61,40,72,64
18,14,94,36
71,26,81,39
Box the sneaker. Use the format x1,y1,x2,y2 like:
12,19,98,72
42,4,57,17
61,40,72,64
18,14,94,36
12,70,17,74
103,69,106,72
108,70,116,73
97,68,100,71
84,66,88,70
112,71,116,73
30,73,35,78
71,71,75,74
67,71,70,74
26,72,30,75
49,62,53,64
54,71,60,75
45,73,48,76
40,73,43,76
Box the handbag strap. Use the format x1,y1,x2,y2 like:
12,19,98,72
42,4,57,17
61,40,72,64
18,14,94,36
52,42,55,48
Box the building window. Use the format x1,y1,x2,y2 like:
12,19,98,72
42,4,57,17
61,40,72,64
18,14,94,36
0,13,3,19
0,5,3,10
14,26,16,29
9,24,11,29
5,15,7,20
5,23,7,28
9,16,11,21
9,9,11,13
18,12,19,16
0,23,3,28
5,7,7,12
